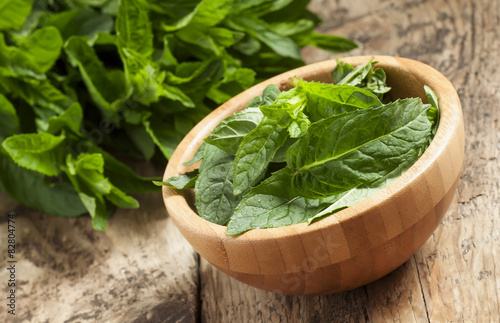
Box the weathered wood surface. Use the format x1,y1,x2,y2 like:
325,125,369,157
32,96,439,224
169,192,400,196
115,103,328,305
0,165,200,322
1,0,499,322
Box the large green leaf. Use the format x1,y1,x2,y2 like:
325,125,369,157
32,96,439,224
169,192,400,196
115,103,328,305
335,58,376,86
64,36,127,118
0,75,73,114
307,157,414,223
227,16,302,60
116,0,153,57
46,9,114,40
299,32,357,54
0,0,34,31
297,81,382,121
162,0,234,31
0,152,87,217
226,168,339,235
231,0,293,17
0,94,20,140
124,123,156,161
2,132,66,176
119,47,194,107
16,26,63,73
45,102,84,135
154,169,199,189
143,116,184,159
204,107,263,154
195,144,240,225
90,143,160,194
232,116,289,195
0,30,61,78
65,153,139,230
288,98,433,198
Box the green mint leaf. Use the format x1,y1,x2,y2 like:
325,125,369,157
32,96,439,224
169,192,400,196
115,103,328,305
162,0,233,31
17,26,63,73
157,35,178,67
271,19,315,37
1,26,64,75
230,0,295,17
425,85,439,109
0,94,20,140
260,88,307,123
227,16,302,60
245,96,263,109
366,67,391,96
47,10,114,40
308,155,416,223
120,47,194,107
116,0,153,58
0,75,73,114
143,115,184,159
124,123,156,161
186,0,233,28
335,58,375,86
64,36,127,120
204,108,263,155
297,81,382,121
175,27,223,55
76,191,109,230
299,32,357,54
241,84,280,109
0,0,34,31
65,153,139,229
106,187,140,209
195,144,240,225
73,0,110,6
90,144,160,194
226,168,340,235
2,132,66,176
183,142,206,166
271,137,296,163
233,116,289,195
209,27,245,48
287,112,310,138
154,170,199,189
46,102,83,136
288,98,433,198
262,84,281,105
208,66,256,104
0,152,87,217
332,60,354,84
424,85,440,138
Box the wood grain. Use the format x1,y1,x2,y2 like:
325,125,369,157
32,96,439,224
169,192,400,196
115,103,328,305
0,165,200,323
201,0,500,321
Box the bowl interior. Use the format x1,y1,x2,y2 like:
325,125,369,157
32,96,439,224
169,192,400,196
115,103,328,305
173,57,432,214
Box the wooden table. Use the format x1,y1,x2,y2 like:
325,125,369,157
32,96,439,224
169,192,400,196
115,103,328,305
1,0,499,321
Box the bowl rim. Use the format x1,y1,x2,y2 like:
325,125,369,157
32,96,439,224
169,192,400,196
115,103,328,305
163,55,463,245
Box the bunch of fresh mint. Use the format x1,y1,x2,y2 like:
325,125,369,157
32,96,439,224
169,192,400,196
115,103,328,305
0,0,356,229
159,60,440,235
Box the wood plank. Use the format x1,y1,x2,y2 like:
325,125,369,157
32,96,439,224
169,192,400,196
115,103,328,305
200,0,500,321
0,166,200,322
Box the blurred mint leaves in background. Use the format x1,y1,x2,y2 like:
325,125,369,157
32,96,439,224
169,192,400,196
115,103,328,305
0,0,356,229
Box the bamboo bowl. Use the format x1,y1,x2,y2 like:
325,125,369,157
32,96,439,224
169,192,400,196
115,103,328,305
162,56,464,296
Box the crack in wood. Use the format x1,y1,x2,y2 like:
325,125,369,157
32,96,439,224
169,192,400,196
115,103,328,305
413,256,431,323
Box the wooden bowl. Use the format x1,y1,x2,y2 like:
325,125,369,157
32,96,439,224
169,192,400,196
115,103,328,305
162,56,464,296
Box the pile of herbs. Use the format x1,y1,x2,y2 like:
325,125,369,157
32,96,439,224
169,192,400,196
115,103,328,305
0,0,356,230
160,59,440,235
